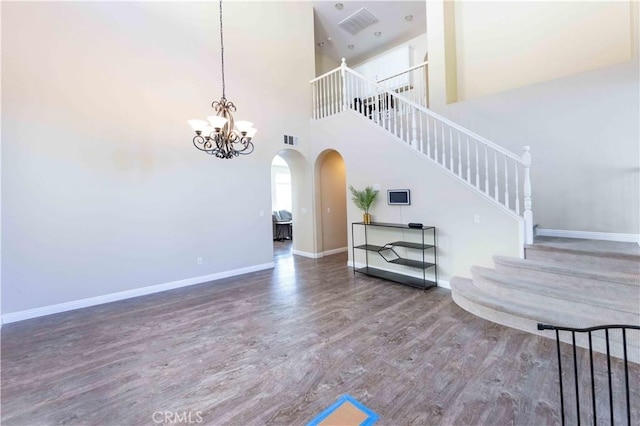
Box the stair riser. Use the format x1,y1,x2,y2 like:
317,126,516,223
451,289,640,363
494,262,640,294
472,272,639,318
525,248,640,275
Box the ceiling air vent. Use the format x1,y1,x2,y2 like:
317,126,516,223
338,8,379,35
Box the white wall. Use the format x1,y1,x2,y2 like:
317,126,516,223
351,32,428,71
454,1,632,101
1,1,315,315
315,51,340,76
311,112,522,283
442,59,640,235
426,0,457,110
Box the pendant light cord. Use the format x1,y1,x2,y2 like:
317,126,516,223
219,0,226,100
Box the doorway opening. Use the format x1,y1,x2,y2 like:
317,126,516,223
271,154,293,260
315,149,348,256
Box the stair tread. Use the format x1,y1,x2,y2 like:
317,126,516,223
526,236,640,260
471,265,639,313
450,276,640,328
493,255,640,285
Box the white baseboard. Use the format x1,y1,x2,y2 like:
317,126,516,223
322,247,348,257
349,261,447,288
2,262,275,324
292,250,321,259
292,247,348,258
536,228,640,244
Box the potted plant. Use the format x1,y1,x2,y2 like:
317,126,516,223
349,185,379,224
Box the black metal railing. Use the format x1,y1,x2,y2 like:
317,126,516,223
537,323,640,425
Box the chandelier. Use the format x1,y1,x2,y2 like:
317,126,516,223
188,0,257,159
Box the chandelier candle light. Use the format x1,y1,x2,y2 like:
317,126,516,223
188,0,257,159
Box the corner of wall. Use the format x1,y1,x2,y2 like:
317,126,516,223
444,0,458,104
427,0,459,112
632,0,639,59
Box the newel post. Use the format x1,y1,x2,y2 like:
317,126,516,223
340,58,347,112
522,146,534,244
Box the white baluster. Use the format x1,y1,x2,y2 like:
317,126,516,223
457,133,462,177
360,79,365,117
466,136,471,183
426,116,431,158
434,120,439,163
449,127,453,170
398,102,402,140
384,94,388,131
318,79,323,118
494,151,499,201
504,156,509,209
327,75,331,116
515,164,521,215
405,104,410,143
416,67,420,107
442,125,447,167
340,58,347,112
323,77,327,118
419,111,424,153
475,142,480,189
317,81,321,119
484,146,489,195
312,82,316,119
523,146,533,244
411,109,418,149
402,103,407,143
326,75,331,116
441,123,445,165
332,72,342,114
394,99,398,136
344,72,349,112
335,72,340,113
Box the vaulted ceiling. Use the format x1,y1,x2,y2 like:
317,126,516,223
313,1,426,65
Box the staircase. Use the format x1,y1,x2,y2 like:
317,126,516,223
310,61,639,359
451,237,640,361
310,59,534,245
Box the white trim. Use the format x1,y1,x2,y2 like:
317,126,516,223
437,280,450,290
322,247,348,256
2,262,275,324
536,228,640,244
292,249,321,259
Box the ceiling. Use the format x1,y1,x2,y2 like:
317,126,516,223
313,1,426,66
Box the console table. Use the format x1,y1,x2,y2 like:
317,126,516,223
351,222,437,290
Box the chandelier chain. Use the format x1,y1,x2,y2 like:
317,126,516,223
219,0,225,99
188,0,256,159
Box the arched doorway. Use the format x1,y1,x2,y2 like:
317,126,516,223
314,149,348,256
270,149,313,261
271,154,293,259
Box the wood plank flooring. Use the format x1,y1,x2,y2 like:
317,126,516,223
1,243,637,425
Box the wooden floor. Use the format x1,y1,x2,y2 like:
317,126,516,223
1,242,636,425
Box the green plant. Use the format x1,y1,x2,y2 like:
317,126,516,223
349,185,379,214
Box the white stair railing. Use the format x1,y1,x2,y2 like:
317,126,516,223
376,61,429,109
310,59,534,244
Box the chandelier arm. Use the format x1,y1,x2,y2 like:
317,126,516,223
192,135,208,151
238,142,255,155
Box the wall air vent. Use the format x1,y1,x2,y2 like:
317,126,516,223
338,8,379,35
283,135,298,146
